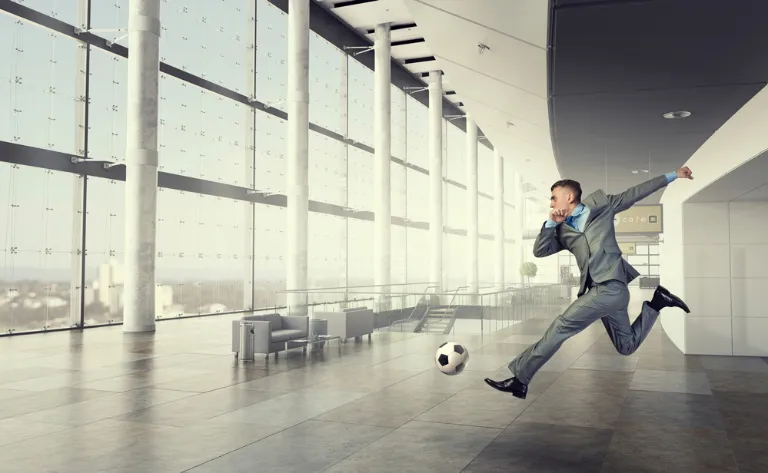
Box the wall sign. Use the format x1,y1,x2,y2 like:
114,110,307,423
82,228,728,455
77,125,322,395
613,205,662,234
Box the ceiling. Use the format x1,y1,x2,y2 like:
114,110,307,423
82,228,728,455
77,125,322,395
687,149,768,203
322,0,768,204
323,0,560,190
550,0,768,203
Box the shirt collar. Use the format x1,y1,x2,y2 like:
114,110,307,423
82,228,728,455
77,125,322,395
570,203,585,217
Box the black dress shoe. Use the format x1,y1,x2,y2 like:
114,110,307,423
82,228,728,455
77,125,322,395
484,377,528,399
651,285,690,313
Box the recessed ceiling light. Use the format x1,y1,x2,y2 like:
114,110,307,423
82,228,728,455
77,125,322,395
631,169,649,174
663,110,691,119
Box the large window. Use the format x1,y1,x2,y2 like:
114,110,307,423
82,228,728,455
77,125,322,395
0,163,75,333
0,16,79,154
0,1,516,334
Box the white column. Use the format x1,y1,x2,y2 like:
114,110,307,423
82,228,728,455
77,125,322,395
428,70,443,289
373,23,391,311
123,0,161,333
494,149,504,291
286,0,310,316
466,116,479,299
243,1,257,311
513,171,525,285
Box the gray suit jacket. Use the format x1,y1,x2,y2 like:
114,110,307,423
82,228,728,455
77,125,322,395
533,174,669,297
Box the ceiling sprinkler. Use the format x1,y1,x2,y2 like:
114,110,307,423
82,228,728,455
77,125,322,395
478,43,490,54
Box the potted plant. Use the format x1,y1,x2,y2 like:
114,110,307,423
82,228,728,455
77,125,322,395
520,261,538,287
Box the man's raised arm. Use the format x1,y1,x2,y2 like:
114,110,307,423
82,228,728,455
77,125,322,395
607,167,692,213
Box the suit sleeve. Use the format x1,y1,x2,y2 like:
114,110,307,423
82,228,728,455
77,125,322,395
607,174,669,213
533,222,564,258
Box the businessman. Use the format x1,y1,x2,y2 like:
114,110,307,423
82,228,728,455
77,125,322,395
485,167,693,399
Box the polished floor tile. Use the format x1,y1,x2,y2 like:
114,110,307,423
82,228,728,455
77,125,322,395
0,418,71,447
1,306,767,473
325,420,500,473
630,368,712,394
571,353,639,372
728,437,768,473
699,355,768,373
212,387,368,427
618,390,724,430
517,389,627,429
14,388,197,426
603,423,738,472
705,370,768,394
416,388,535,429
313,389,447,428
545,368,633,397
0,387,114,420
187,420,391,473
463,421,613,473
118,388,279,427
712,390,768,440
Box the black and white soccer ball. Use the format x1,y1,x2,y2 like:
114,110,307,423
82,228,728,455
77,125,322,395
435,341,470,375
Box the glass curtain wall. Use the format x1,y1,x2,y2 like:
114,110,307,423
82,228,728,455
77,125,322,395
0,0,503,335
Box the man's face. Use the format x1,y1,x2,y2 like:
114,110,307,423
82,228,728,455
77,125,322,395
550,186,573,210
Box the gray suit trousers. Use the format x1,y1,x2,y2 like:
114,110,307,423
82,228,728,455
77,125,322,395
508,280,660,385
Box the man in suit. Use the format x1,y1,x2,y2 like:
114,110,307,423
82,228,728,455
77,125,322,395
485,167,693,399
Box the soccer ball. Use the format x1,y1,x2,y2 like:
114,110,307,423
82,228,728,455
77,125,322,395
435,341,470,375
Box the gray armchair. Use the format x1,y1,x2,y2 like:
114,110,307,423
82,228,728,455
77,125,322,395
232,313,308,359
314,308,374,342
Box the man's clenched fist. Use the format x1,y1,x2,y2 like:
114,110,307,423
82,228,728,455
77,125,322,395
676,166,693,180
550,208,568,223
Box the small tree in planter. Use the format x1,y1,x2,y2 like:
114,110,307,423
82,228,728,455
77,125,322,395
520,261,538,287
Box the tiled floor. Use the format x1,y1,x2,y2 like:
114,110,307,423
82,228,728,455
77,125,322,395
1,300,767,472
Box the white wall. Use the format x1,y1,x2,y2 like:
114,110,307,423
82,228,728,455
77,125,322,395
680,201,768,355
728,202,768,355
658,202,686,351
682,202,733,354
659,83,768,355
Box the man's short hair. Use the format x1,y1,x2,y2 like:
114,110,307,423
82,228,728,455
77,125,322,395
551,179,582,202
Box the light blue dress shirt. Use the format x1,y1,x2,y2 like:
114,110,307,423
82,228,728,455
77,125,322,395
545,172,677,231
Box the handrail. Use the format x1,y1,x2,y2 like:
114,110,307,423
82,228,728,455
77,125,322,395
418,285,469,333
447,285,469,307
388,285,439,331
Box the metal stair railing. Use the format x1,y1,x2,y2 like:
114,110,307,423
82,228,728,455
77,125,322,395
388,285,439,332
417,285,468,333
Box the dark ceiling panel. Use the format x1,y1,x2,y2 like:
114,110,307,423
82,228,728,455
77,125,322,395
549,0,768,204
552,0,768,96
553,83,764,160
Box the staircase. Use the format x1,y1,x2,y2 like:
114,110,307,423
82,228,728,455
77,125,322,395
415,306,458,334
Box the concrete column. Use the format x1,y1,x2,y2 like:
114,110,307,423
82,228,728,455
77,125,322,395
373,23,391,311
466,116,479,299
513,171,525,284
428,70,443,289
494,149,504,291
286,0,310,316
123,0,161,333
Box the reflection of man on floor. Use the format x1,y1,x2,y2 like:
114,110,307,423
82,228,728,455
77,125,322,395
485,167,693,399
